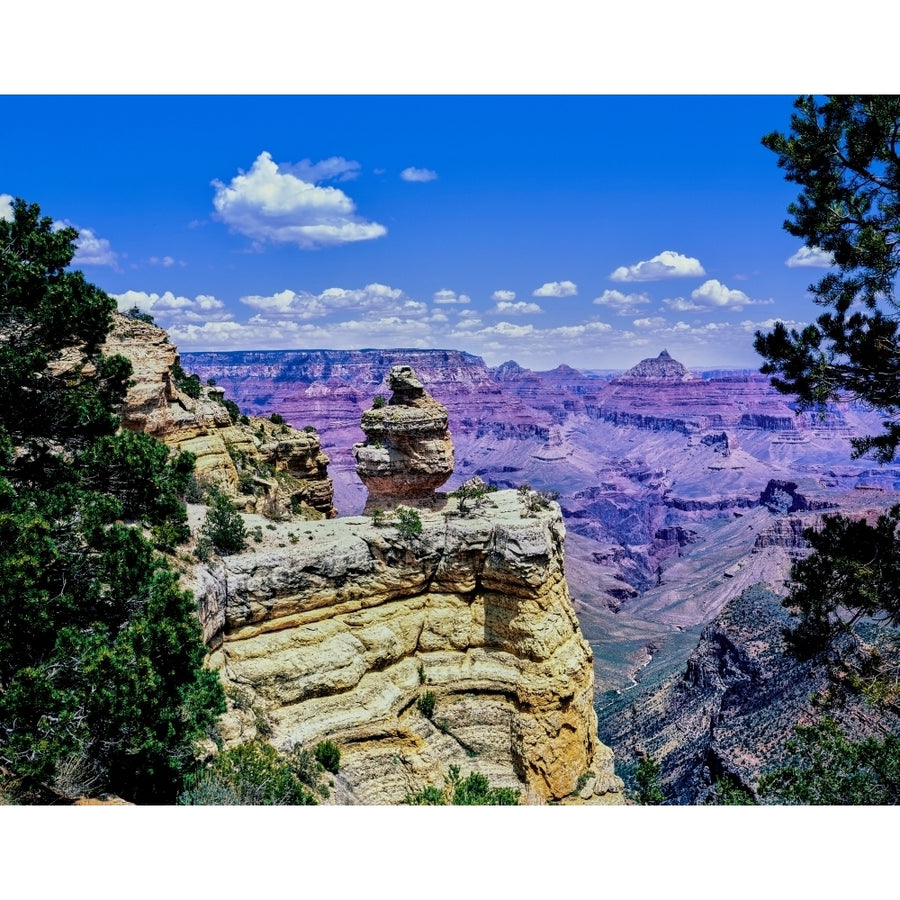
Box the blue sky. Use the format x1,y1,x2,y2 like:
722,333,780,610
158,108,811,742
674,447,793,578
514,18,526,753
1,94,836,370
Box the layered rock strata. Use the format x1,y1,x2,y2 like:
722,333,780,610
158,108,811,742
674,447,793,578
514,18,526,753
195,491,623,804
353,365,454,510
103,312,335,518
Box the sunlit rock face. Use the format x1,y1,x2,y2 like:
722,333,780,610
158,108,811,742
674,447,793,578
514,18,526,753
193,491,624,805
103,312,336,519
353,365,455,510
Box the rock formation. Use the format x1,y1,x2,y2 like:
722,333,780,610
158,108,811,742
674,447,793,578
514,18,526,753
353,365,454,510
103,312,335,518
617,349,695,381
192,491,624,804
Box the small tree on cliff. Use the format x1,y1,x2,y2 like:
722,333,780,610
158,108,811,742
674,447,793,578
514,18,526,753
0,198,224,803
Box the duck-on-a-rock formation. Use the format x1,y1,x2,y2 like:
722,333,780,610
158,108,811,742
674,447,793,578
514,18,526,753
105,315,622,804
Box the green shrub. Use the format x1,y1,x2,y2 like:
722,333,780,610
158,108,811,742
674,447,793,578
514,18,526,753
314,740,341,774
417,691,436,719
634,755,666,805
269,413,284,425
372,394,387,409
404,765,520,806
395,507,423,541
222,398,241,424
200,492,248,555
179,741,317,806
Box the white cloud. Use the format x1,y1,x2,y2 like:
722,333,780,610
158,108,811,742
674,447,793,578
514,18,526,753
113,290,232,324
433,289,471,305
211,151,386,249
492,300,542,315
491,289,516,301
632,316,668,329
0,193,13,221
67,225,118,268
687,279,773,311
610,250,705,282
593,289,652,315
533,280,578,298
400,166,438,182
786,245,834,268
240,283,426,320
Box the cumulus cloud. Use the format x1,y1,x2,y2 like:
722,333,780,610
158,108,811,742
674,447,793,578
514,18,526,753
491,300,542,315
532,280,578,298
632,316,668,329
64,224,118,268
211,151,386,249
786,245,834,268
593,289,652,315
610,250,705,282
491,289,516,301
400,166,438,182
433,289,471,305
113,290,232,324
240,283,426,320
0,193,12,221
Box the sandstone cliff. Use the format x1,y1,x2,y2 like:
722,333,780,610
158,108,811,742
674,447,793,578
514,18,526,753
103,312,335,518
191,491,624,804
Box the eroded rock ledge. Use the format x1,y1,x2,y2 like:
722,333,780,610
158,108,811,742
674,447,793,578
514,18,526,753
192,491,623,804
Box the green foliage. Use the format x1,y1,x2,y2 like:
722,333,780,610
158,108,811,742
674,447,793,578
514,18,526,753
706,776,758,806
782,506,900,660
755,95,900,463
170,362,202,399
451,480,498,515
404,765,520,805
179,741,318,806
0,199,225,803
634,755,666,805
759,717,900,804
200,490,248,555
370,507,386,526
372,394,387,409
417,690,436,719
314,739,341,774
222,398,241,424
269,412,284,425
303,424,316,433
394,506,423,541
124,304,155,324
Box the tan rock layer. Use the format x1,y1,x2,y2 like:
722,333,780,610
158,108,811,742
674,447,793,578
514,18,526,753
195,491,623,804
103,313,336,517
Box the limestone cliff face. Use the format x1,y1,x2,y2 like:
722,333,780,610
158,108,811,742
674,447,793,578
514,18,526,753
103,312,335,518
353,365,454,509
194,490,623,804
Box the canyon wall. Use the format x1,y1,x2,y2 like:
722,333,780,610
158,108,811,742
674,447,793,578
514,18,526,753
192,492,624,804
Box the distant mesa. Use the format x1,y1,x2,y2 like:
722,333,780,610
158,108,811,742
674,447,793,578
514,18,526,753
353,364,455,509
617,349,695,381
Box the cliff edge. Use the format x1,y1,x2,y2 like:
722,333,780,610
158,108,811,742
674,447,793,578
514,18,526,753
191,491,623,804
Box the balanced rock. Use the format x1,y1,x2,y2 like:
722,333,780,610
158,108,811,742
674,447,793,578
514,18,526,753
353,365,454,507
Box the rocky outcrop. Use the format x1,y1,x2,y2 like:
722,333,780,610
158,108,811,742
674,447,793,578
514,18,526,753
103,313,335,518
596,584,900,804
617,349,696,381
353,365,454,509
193,491,624,805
